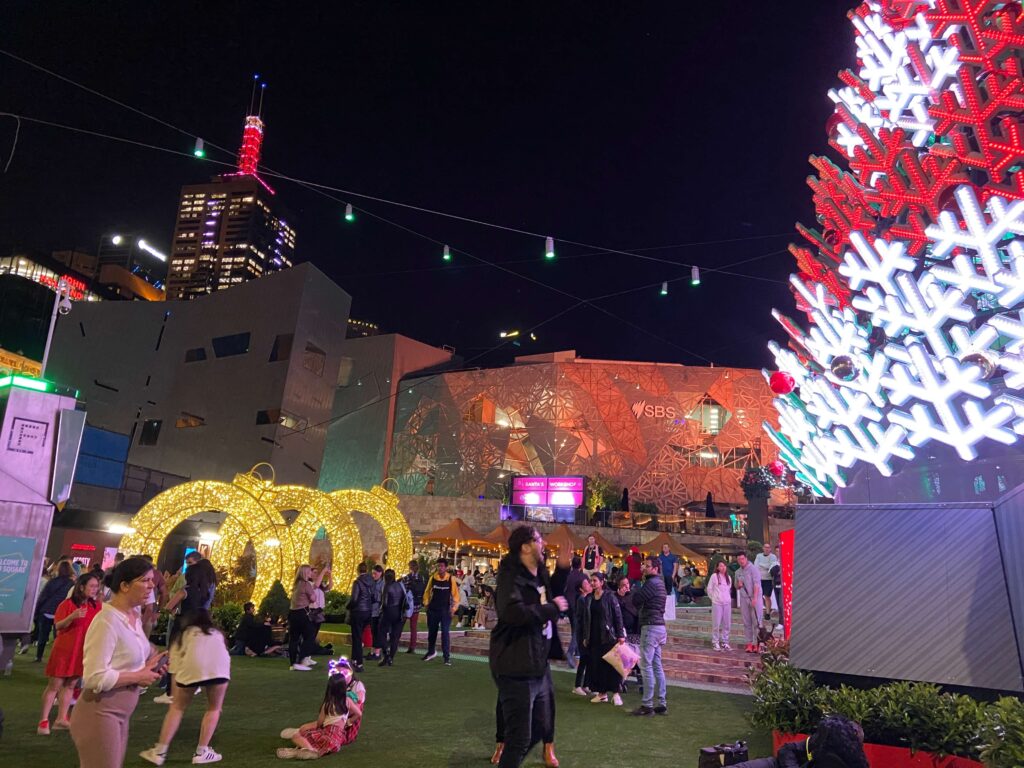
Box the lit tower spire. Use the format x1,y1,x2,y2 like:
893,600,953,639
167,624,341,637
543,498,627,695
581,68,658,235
229,74,274,193
237,115,264,175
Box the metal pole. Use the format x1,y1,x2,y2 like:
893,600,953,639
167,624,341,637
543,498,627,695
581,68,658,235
40,280,68,378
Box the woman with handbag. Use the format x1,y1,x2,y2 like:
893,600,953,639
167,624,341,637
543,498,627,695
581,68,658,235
614,577,642,693
287,565,328,672
580,572,625,705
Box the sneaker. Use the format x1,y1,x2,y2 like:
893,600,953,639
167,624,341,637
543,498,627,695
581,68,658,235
590,694,608,703
280,728,300,740
299,657,317,666
405,648,415,654
277,748,299,759
37,720,50,736
723,643,732,651
653,705,668,715
630,705,655,717
444,659,452,666
192,747,222,764
140,747,167,766
17,644,29,655
712,642,721,651
294,749,319,760
612,693,623,706
52,720,71,730
571,687,588,696
422,652,437,661
289,663,312,671
353,662,364,673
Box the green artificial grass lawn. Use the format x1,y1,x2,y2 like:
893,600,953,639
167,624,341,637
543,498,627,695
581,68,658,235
1,653,770,766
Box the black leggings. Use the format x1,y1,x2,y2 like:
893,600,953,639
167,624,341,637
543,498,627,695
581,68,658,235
287,609,313,664
380,612,404,660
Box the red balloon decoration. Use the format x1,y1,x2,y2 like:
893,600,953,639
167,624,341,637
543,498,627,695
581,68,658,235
769,371,796,395
768,460,786,477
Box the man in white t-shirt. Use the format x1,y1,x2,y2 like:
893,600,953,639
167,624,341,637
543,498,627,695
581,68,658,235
754,543,779,620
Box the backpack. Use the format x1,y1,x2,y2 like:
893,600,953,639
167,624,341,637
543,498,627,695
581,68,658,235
403,586,414,619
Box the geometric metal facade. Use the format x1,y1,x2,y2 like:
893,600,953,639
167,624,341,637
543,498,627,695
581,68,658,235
389,358,779,508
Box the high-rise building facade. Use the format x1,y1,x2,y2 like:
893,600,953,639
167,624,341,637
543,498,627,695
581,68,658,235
166,115,296,300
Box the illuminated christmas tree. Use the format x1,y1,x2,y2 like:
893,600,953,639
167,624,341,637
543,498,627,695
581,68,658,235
765,0,1024,497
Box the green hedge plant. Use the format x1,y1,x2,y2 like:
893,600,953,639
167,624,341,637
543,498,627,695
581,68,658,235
750,659,1022,766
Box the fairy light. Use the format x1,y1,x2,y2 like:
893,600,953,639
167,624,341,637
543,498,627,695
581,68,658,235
117,467,411,605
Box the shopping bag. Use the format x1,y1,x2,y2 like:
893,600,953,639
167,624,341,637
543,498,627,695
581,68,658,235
664,593,677,621
697,741,749,767
602,641,640,678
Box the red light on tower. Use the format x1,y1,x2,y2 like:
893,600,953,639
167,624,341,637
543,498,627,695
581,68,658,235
237,115,264,176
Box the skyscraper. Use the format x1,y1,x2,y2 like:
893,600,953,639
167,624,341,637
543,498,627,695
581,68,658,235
166,112,296,300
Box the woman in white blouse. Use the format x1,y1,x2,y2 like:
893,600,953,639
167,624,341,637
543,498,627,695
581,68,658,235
71,557,165,768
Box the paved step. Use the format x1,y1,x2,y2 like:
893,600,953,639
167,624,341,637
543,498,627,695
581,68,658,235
448,631,759,694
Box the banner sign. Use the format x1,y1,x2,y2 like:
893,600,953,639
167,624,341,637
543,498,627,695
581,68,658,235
0,536,36,614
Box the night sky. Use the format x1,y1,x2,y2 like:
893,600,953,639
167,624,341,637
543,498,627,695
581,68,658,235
2,1,855,370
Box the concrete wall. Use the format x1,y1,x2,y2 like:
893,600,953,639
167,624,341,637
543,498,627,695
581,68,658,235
47,263,351,486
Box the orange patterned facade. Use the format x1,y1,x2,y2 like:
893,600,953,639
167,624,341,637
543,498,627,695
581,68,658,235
389,357,779,509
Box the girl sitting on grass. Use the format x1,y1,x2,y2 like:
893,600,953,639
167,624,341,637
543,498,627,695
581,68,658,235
276,658,365,760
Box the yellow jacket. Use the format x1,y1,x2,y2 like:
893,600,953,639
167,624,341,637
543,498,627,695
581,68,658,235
423,572,460,612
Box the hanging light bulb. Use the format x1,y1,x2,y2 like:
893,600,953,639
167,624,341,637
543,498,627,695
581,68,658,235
690,265,701,285
443,244,451,262
345,203,355,222
660,281,668,296
193,138,205,158
545,236,555,260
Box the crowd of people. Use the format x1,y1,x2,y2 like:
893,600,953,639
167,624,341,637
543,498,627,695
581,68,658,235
16,531,794,768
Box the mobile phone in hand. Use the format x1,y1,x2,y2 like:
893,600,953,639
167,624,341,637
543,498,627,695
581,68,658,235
153,653,170,675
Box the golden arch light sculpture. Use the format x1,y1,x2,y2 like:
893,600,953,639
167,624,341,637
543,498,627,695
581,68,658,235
117,465,410,605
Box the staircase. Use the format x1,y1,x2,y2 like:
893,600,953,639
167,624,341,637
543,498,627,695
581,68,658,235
448,606,762,694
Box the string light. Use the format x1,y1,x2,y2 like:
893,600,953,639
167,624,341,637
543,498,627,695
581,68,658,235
345,203,355,222
691,265,701,285
443,244,451,262
193,138,205,158
660,281,669,296
545,236,555,260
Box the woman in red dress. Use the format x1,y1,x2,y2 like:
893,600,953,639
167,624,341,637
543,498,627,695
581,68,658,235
38,572,102,734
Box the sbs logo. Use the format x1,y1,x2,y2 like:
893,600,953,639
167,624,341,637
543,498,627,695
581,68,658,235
630,400,677,420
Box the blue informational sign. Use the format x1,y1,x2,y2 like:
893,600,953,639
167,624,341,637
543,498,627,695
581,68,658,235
0,536,36,614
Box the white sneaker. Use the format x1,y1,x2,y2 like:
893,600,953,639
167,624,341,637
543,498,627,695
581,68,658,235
277,747,299,759
289,663,312,671
192,747,222,764
153,693,174,704
294,749,319,760
571,687,588,696
140,747,167,766
723,643,733,651
280,728,300,739
422,652,437,661
612,693,623,706
299,657,317,666
712,642,721,651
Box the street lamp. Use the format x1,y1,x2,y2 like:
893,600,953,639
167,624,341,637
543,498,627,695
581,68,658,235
40,279,72,378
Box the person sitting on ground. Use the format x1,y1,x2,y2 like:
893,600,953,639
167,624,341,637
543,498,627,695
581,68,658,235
732,714,869,768
231,603,284,657
682,567,706,603
276,658,365,760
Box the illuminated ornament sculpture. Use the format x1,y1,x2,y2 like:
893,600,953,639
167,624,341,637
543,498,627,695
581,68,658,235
764,0,1024,497
769,371,797,395
116,465,410,604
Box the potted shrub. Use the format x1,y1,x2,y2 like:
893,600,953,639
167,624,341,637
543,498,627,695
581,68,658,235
258,580,291,624
323,590,349,624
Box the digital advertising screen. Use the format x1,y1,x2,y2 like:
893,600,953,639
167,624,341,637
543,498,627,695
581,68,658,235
511,476,585,507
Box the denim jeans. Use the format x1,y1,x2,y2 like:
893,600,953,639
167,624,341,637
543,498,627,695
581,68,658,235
426,608,451,660
639,624,667,708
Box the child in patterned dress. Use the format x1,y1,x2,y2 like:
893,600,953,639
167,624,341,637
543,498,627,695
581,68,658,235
276,658,365,760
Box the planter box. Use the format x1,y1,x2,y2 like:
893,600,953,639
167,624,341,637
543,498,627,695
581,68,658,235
773,732,983,768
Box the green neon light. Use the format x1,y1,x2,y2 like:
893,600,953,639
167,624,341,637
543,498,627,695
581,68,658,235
0,374,54,393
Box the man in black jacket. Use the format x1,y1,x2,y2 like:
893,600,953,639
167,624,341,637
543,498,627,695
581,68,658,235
402,559,427,654
489,526,568,768
562,556,585,666
348,563,376,671
631,556,668,717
